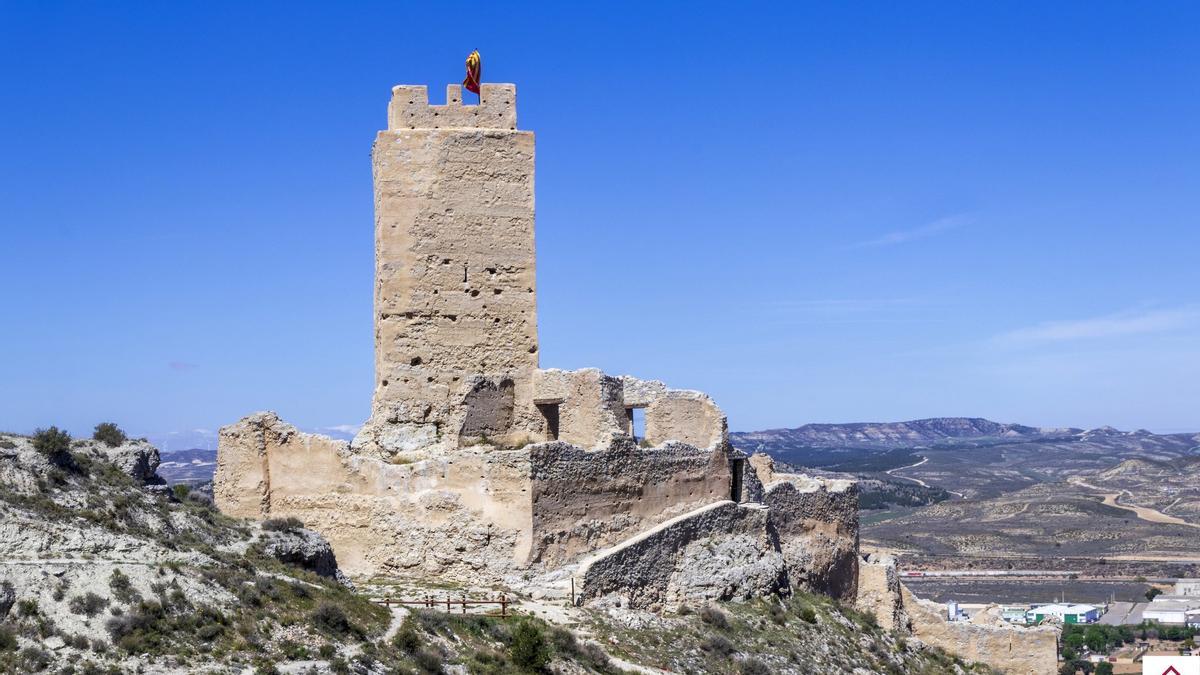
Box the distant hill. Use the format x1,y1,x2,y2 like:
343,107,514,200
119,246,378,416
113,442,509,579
731,417,1064,453
157,447,217,485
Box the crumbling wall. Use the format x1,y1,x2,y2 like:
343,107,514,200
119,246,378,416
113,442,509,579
902,586,1059,675
574,501,784,609
216,412,533,580
621,376,726,449
360,82,540,458
527,439,734,567
532,369,626,450
763,478,860,601
855,552,911,633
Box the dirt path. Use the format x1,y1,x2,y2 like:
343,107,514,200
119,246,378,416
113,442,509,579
885,455,965,498
1069,478,1199,528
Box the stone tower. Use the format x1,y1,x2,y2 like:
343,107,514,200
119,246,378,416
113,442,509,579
361,83,540,455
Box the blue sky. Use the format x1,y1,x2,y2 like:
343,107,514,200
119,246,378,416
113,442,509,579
2,2,1198,449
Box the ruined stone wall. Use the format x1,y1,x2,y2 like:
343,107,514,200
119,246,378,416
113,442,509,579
574,501,782,610
527,439,735,567
620,376,726,449
855,553,911,633
902,586,1059,675
361,83,540,458
532,369,627,450
762,478,860,601
215,412,533,580
574,475,865,610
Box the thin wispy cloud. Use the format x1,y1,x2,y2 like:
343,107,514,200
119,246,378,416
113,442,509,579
321,424,362,435
168,361,198,371
994,307,1200,345
850,215,971,249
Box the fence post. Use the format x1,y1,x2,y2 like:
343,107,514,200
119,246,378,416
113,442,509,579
500,594,507,617
446,597,451,613
571,577,576,605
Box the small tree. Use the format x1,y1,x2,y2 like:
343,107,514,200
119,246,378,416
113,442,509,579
1146,588,1163,601
32,426,73,467
1095,662,1113,675
509,620,550,671
92,422,127,447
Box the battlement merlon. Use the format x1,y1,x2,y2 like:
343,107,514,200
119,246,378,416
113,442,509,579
387,83,517,131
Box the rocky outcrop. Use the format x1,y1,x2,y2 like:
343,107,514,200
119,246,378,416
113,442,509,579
259,527,352,586
96,438,163,485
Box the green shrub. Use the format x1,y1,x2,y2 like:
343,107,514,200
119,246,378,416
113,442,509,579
171,484,190,501
701,633,734,655
17,645,51,672
109,569,139,604
798,606,817,624
92,423,127,448
17,599,38,617
414,647,444,673
509,620,550,671
698,605,729,630
0,624,17,652
392,619,421,654
68,593,109,617
262,517,304,532
32,426,74,468
309,602,353,637
739,657,771,675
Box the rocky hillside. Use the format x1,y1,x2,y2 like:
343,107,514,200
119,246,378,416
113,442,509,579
0,429,992,674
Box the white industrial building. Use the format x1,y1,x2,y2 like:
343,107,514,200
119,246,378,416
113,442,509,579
1175,579,1200,597
1026,603,1101,624
1143,596,1200,626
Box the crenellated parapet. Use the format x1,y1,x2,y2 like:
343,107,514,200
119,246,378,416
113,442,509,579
387,83,517,130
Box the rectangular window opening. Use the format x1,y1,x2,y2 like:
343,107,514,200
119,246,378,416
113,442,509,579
731,458,745,502
537,402,560,441
627,407,646,443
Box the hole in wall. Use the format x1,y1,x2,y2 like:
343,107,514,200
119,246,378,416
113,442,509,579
382,380,389,387
410,357,422,366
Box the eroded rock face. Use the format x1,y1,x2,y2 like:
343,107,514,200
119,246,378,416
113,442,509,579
97,439,162,485
259,527,352,587
855,552,911,633
575,474,861,610
902,586,1059,675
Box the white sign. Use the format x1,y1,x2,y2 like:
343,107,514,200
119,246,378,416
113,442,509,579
1144,655,1200,675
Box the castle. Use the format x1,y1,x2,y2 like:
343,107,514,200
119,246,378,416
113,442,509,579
214,82,859,607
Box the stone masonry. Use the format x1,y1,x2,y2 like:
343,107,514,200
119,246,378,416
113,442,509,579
214,82,859,602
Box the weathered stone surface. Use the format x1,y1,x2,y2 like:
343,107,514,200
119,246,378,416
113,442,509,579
213,83,862,608
361,83,541,456
215,412,532,581
763,477,859,601
259,527,349,585
575,473,861,609
902,585,1059,675
0,581,14,619
855,552,911,633
96,439,162,485
528,439,735,567
575,501,779,608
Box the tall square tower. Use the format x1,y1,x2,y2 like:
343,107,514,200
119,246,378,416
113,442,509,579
363,83,540,454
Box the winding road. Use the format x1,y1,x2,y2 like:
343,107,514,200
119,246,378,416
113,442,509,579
885,455,965,498
1068,477,1199,529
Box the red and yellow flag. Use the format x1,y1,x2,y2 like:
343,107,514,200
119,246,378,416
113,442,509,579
463,50,481,94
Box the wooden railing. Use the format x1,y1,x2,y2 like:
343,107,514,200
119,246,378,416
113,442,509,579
373,594,511,617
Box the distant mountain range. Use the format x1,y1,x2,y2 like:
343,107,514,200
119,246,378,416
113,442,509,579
157,447,217,485
730,417,1066,452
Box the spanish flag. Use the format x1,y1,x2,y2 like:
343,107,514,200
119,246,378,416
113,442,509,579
463,50,481,95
